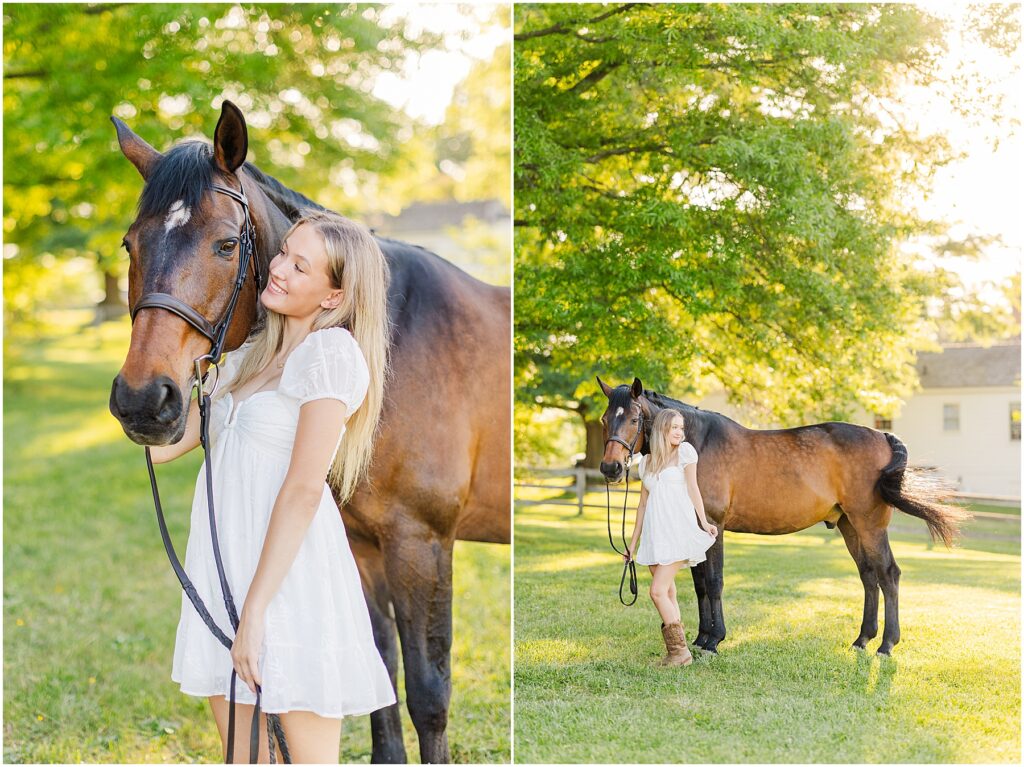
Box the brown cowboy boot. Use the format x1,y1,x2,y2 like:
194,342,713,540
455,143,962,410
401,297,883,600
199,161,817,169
658,622,673,666
660,620,693,667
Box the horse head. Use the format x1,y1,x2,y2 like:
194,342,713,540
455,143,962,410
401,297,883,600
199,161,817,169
596,375,653,482
108,101,278,445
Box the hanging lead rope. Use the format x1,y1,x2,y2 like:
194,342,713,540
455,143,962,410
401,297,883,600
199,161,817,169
603,404,645,606
606,475,638,605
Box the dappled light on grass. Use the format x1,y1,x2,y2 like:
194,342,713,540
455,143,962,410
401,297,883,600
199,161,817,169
517,638,592,665
516,550,610,574
29,407,127,458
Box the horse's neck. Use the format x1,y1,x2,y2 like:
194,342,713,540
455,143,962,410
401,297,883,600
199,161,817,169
646,393,716,449
243,175,297,276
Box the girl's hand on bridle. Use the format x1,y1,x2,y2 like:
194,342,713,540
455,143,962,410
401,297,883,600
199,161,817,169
623,545,633,563
231,608,266,695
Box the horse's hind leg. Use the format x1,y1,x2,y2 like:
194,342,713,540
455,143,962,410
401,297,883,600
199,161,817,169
689,562,713,649
382,517,454,763
837,515,879,650
862,526,901,655
352,539,408,763
702,533,727,653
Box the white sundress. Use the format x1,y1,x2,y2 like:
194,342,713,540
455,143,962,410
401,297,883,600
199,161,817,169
633,442,716,567
170,326,397,718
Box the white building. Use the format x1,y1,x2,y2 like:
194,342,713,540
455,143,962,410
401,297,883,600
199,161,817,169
696,342,1021,498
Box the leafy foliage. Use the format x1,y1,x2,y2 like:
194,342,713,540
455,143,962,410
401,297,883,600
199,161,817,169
513,3,1017,450
3,3,510,333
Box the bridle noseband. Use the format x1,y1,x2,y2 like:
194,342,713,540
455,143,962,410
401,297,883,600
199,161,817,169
604,403,647,606
131,180,289,763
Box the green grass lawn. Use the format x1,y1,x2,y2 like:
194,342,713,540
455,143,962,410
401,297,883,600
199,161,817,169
3,320,510,763
514,495,1020,763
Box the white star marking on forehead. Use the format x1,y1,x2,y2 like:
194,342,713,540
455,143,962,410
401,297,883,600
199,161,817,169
615,407,624,417
164,200,191,232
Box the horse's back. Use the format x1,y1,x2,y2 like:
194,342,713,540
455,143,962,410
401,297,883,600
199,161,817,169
708,420,893,533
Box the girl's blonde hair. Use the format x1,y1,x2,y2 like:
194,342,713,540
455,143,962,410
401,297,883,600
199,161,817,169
646,408,686,477
221,209,392,505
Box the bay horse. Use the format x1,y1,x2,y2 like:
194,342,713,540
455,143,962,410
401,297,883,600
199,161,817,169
597,376,969,656
108,101,510,763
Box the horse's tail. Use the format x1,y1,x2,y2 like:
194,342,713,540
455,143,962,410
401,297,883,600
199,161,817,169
876,432,972,547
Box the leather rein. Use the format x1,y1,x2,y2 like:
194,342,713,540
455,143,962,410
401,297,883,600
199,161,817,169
131,181,290,763
604,405,647,606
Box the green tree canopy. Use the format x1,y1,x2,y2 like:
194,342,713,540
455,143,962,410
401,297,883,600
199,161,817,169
514,3,1018,457
3,3,436,264
3,3,510,335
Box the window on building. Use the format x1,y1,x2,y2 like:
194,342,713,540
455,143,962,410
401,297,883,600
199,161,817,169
1011,402,1021,441
874,416,892,431
943,403,959,431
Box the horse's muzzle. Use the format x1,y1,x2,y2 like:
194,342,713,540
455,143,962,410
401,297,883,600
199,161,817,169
599,460,626,483
109,374,187,445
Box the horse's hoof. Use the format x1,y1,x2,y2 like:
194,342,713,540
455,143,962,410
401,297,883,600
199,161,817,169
876,647,894,657
851,638,869,651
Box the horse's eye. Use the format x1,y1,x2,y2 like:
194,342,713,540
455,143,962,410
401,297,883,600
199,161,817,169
122,238,131,255
219,239,238,255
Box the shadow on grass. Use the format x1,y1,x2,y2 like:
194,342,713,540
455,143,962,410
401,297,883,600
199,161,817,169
514,504,1021,763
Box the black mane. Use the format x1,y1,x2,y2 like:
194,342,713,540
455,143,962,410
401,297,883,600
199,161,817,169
137,141,215,219
137,139,326,224
242,162,326,220
641,386,738,453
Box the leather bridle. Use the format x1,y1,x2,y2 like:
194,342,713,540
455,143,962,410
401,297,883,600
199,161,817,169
130,183,262,366
131,180,290,763
604,403,647,606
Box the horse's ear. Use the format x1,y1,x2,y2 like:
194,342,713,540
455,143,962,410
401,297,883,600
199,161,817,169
111,115,162,180
213,100,248,173
631,377,643,398
596,375,614,398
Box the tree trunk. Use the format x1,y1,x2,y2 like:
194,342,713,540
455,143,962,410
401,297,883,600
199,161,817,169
93,268,126,323
583,418,605,469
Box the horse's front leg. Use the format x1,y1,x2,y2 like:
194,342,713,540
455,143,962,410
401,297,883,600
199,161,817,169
351,536,408,763
702,533,727,653
689,562,713,649
382,516,454,763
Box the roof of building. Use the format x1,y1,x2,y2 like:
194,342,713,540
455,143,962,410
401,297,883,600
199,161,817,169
917,341,1021,388
367,199,509,234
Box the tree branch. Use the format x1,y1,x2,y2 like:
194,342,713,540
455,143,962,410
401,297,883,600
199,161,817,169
4,70,48,80
568,60,622,93
584,143,670,163
515,3,639,41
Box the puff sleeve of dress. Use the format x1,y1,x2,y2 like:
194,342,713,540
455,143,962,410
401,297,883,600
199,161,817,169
278,327,370,412
635,453,647,481
678,441,698,467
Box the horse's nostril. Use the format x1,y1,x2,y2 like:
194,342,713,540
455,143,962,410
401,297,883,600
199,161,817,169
154,380,180,424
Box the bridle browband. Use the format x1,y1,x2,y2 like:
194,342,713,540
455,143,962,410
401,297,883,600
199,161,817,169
131,180,290,763
604,400,647,607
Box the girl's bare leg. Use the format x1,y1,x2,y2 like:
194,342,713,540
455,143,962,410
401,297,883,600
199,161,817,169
208,695,272,763
648,561,684,624
208,696,343,763
667,575,680,623
277,709,343,764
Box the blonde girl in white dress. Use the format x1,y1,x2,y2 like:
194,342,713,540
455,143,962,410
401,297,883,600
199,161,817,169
624,409,719,667
149,210,395,762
